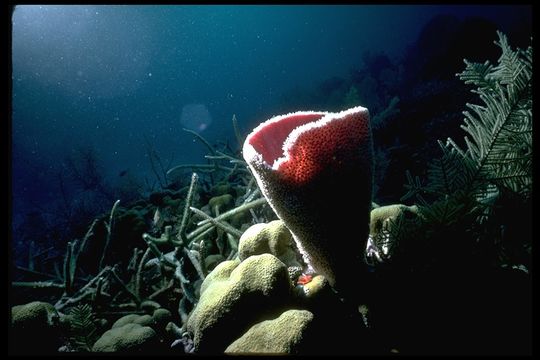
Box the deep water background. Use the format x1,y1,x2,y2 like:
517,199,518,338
11,5,531,261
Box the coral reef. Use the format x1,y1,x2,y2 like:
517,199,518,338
10,30,531,356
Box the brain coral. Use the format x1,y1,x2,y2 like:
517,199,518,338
238,220,302,268
11,301,61,354
92,323,157,352
187,254,293,353
225,309,315,354
242,106,373,297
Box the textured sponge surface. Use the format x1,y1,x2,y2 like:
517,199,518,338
243,106,373,292
277,107,371,185
248,112,326,167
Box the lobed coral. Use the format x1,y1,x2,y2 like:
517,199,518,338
225,309,315,354
11,301,62,354
237,219,302,268
186,254,292,353
92,323,157,352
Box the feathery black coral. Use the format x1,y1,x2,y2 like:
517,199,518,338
398,31,532,268
404,31,532,213
68,304,98,351
456,31,532,199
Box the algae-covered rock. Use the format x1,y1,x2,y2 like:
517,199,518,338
187,254,293,353
152,308,172,330
112,314,141,329
111,308,171,333
238,220,302,268
92,323,157,352
369,204,420,259
230,210,252,229
225,309,315,354
12,301,59,327
208,193,234,215
140,299,161,312
162,195,181,210
11,301,61,354
302,274,330,300
369,204,419,236
296,274,341,317
133,314,154,327
211,183,234,197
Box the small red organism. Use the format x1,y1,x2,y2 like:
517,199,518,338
297,274,313,285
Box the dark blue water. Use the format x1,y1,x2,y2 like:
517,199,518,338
11,4,531,243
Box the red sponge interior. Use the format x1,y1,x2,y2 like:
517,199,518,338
248,113,325,166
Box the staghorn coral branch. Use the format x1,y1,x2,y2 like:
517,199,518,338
188,226,215,248
32,246,54,259
177,173,199,245
210,150,247,165
93,276,107,304
79,218,98,256
15,266,57,280
189,206,243,238
143,135,168,189
216,233,225,256
244,188,261,204
223,163,239,182
12,281,65,289
226,249,237,260
135,247,151,298
187,197,266,240
57,289,94,310
63,242,74,296
143,225,182,247
204,155,231,160
232,113,244,148
148,279,175,300
54,266,112,310
167,319,184,337
175,260,197,303
182,128,216,156
127,248,142,272
183,247,205,280
110,266,141,305
174,259,190,285
199,240,207,276
226,233,238,252
167,163,238,176
99,199,121,271
142,234,167,261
